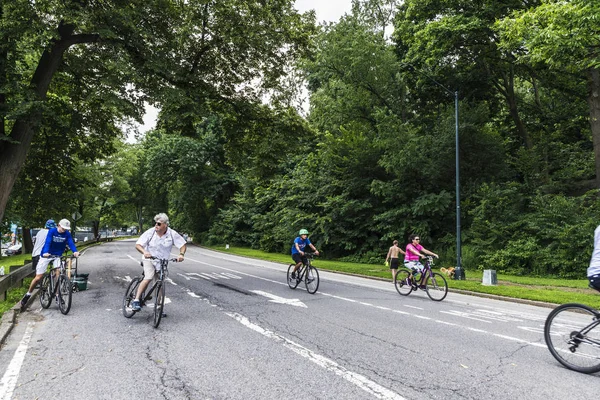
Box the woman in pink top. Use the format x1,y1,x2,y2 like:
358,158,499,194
404,234,439,277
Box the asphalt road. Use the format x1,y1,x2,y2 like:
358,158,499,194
0,240,598,399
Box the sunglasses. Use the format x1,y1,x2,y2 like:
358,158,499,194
414,238,420,241
155,222,163,226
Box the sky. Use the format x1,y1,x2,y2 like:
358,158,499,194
134,0,352,135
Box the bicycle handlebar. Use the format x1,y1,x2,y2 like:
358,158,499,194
147,256,179,262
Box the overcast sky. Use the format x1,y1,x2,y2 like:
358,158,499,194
135,1,352,135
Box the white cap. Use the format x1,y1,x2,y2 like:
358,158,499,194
59,219,71,230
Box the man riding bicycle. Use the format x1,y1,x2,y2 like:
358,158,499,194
21,219,79,308
291,229,319,279
133,213,186,311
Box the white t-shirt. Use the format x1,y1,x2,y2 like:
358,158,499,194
136,227,186,265
32,229,49,257
587,225,600,277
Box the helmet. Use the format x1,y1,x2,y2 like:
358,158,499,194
45,219,56,229
299,229,309,235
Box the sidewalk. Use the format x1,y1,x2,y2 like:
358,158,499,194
0,288,39,348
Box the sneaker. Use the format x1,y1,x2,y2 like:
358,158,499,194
20,294,31,308
419,285,427,290
131,300,141,311
291,272,296,280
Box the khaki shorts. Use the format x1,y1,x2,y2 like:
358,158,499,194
142,259,159,280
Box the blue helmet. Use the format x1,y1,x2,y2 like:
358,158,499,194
45,219,56,229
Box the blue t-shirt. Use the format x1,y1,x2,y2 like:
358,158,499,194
291,237,311,255
41,228,77,256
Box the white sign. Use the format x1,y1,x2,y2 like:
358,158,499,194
72,211,82,221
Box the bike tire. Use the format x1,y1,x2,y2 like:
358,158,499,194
287,264,300,289
544,303,600,373
153,283,165,328
394,270,413,296
123,278,141,318
305,266,320,294
40,274,52,309
58,274,73,315
424,272,448,301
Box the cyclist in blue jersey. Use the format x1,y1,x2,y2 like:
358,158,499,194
20,219,79,307
290,229,319,279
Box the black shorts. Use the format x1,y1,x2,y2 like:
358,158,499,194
292,253,307,265
390,258,400,270
32,255,40,271
589,275,600,292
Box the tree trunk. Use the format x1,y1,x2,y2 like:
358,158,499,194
22,227,33,254
588,67,600,189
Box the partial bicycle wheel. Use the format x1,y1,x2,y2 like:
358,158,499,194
544,303,600,373
153,283,165,328
394,270,413,296
58,274,73,315
305,266,320,294
123,277,141,318
424,272,448,301
287,264,300,289
40,274,52,309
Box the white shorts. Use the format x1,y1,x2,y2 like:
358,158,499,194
404,261,424,273
36,257,61,275
141,259,160,280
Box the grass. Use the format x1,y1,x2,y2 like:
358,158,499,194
206,244,600,309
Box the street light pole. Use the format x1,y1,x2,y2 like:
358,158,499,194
454,91,464,280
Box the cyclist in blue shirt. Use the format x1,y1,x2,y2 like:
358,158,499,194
20,218,79,308
290,229,319,279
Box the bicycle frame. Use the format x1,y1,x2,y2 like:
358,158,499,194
140,258,169,305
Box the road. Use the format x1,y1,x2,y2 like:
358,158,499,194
0,240,597,399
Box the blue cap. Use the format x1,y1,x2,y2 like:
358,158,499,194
45,219,56,229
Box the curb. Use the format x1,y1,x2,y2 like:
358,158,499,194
0,288,38,349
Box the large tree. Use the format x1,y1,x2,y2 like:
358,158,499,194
496,0,600,187
0,0,315,223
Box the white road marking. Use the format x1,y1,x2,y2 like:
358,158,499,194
183,253,549,352
226,312,405,400
251,290,307,308
0,322,35,400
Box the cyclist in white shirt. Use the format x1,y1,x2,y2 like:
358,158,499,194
132,213,186,311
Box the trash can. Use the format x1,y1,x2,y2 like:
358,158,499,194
73,273,89,291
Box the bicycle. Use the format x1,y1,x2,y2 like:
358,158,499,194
39,255,75,315
394,256,448,301
544,301,600,373
122,257,177,328
287,252,320,294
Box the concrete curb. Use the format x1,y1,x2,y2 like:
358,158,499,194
0,288,38,349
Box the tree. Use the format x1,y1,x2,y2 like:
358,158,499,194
496,0,600,187
0,0,316,223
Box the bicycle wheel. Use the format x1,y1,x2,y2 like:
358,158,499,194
153,282,165,328
57,275,73,314
287,264,300,289
394,270,413,296
305,266,320,294
424,272,448,301
40,274,52,309
123,278,141,318
544,303,600,373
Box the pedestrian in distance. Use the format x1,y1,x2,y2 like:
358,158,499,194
404,234,438,282
385,240,406,282
20,219,79,309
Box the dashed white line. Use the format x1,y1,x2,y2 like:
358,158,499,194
0,323,35,400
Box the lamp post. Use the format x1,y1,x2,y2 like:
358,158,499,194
402,64,464,279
